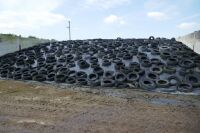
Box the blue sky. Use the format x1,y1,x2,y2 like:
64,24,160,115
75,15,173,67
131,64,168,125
0,0,200,40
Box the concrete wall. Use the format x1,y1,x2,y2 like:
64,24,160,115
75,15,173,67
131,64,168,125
176,31,200,54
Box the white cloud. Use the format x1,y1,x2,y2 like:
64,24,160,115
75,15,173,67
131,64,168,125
104,15,125,25
180,14,200,21
0,0,66,33
144,0,167,10
147,11,168,21
177,22,200,30
0,0,60,11
85,0,130,9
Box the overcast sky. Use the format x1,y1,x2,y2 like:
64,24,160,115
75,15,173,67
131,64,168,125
0,0,200,40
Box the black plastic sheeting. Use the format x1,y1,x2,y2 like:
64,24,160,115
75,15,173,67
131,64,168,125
0,37,200,93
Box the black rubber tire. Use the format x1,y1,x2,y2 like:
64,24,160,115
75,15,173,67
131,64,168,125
22,74,32,80
141,60,151,67
76,78,88,85
115,62,125,70
67,62,76,68
33,74,46,82
159,46,170,52
67,70,76,77
26,59,35,65
178,68,190,76
89,57,98,63
102,59,111,67
103,71,115,79
185,74,200,87
149,36,155,40
88,73,100,86
101,79,115,87
132,68,145,76
55,74,66,83
38,62,45,68
139,78,156,90
151,49,160,55
93,66,104,76
31,71,39,77
115,73,126,83
88,73,99,81
156,79,170,88
150,66,163,74
156,62,165,68
37,57,45,63
7,73,13,79
76,71,87,79
16,59,25,66
129,62,140,69
160,52,171,59
127,72,139,82
0,70,9,78
66,77,76,84
39,69,48,75
46,58,56,64
78,60,90,69
47,73,55,81
163,66,176,74
120,66,131,74
146,72,158,81
13,73,22,80
58,58,66,63
115,82,129,88
91,62,100,68
177,83,193,92
168,76,180,86
112,58,122,64
123,54,132,60
14,67,21,73
45,65,54,71
167,58,178,66
57,67,69,75
66,54,74,60
179,59,195,68
150,58,161,64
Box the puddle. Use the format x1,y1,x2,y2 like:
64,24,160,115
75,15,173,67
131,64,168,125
150,98,180,105
17,119,46,125
149,98,196,107
104,89,128,98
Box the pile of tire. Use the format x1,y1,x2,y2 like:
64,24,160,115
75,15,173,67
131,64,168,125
0,36,200,93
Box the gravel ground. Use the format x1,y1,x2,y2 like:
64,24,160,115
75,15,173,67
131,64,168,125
0,80,200,133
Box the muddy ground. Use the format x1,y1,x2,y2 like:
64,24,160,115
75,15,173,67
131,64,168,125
0,80,200,133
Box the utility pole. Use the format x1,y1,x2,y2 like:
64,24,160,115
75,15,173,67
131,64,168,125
67,21,71,40
19,35,21,51
193,33,195,51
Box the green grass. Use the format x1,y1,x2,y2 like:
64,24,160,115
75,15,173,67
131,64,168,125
0,33,52,46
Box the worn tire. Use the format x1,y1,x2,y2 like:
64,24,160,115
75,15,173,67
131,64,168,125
101,79,115,87
139,78,156,90
156,79,170,88
177,83,193,92
33,74,46,82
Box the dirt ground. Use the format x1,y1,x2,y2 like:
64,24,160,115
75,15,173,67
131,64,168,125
0,80,200,133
